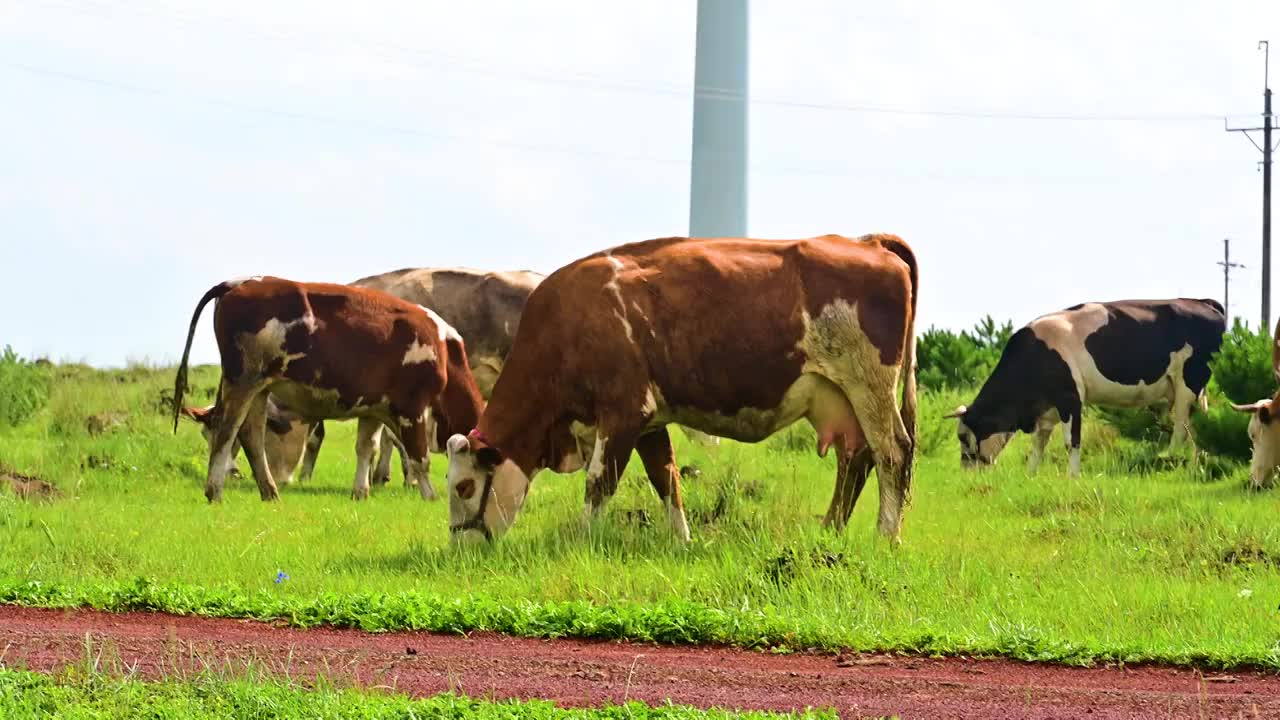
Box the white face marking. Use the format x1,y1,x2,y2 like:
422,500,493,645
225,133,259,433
1241,400,1280,488
445,435,531,541
402,338,437,365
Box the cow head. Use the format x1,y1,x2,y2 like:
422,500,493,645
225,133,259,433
1232,396,1280,488
1230,318,1280,488
945,405,1013,468
445,431,530,543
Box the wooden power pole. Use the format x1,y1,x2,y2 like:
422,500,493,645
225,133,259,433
1226,41,1274,328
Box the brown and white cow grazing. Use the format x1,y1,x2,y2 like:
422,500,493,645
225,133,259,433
172,276,484,503
1231,318,1280,488
444,234,919,544
946,298,1226,476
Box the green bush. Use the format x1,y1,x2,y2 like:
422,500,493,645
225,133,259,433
0,346,50,427
1191,399,1253,462
1210,319,1273,405
917,315,1013,393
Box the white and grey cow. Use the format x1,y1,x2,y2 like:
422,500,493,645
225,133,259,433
1230,318,1280,488
946,298,1226,476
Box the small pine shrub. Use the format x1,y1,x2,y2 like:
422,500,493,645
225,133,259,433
0,346,50,427
1210,319,1274,405
1191,399,1253,462
916,315,1014,393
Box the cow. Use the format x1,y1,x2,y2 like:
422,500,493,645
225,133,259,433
1229,318,1280,488
944,298,1226,476
171,276,484,503
443,234,919,544
179,396,324,487
347,267,720,484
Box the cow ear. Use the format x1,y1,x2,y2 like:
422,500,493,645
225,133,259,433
942,405,968,420
181,406,212,427
476,446,503,469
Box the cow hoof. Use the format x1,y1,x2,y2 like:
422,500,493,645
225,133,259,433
351,489,370,501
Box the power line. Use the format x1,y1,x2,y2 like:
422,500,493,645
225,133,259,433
16,0,1242,125
1,58,1252,185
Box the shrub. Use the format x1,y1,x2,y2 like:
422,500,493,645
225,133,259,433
1191,399,1253,462
1210,319,1273,405
916,315,1014,393
0,346,50,427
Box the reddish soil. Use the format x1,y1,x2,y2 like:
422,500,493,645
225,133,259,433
1,606,1277,719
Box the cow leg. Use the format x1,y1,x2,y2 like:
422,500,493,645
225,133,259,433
1065,405,1083,477
372,427,394,486
1027,411,1059,474
837,377,912,542
392,412,435,501
1169,384,1198,451
582,428,640,525
635,428,691,542
822,446,873,531
389,423,414,488
204,382,263,503
295,422,324,484
238,393,281,501
351,417,382,501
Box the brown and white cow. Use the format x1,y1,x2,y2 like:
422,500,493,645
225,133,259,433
348,266,720,483
444,234,919,544
1231,318,1280,488
172,276,484,502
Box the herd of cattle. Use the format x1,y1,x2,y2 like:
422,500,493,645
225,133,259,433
170,233,1280,544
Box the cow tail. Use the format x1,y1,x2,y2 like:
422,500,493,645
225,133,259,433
877,236,918,450
172,281,236,433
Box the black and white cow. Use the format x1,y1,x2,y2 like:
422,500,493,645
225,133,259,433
945,298,1226,476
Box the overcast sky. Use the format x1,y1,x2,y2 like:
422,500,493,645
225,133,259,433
2,0,1278,367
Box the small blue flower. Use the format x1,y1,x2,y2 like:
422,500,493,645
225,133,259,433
274,570,289,584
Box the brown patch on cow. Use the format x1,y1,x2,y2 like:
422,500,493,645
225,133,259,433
0,469,62,501
454,477,476,500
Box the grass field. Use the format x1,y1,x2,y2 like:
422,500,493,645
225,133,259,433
2,363,1280,670
0,667,831,719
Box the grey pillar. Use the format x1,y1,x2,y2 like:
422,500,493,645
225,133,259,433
689,0,749,239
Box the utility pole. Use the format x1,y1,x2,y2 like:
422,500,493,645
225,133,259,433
689,0,749,239
1226,40,1274,328
1217,237,1245,320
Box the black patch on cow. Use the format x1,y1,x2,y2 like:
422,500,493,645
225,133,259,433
1081,299,1225,391
1064,303,1085,312
964,327,1080,442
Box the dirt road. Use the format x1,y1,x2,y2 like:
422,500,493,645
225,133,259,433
0,606,1276,718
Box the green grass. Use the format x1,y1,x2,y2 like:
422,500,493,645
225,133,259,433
0,668,833,719
2,365,1280,670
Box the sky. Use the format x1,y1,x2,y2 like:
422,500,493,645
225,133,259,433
1,0,1278,367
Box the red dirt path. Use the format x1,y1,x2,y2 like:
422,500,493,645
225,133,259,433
1,606,1277,718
